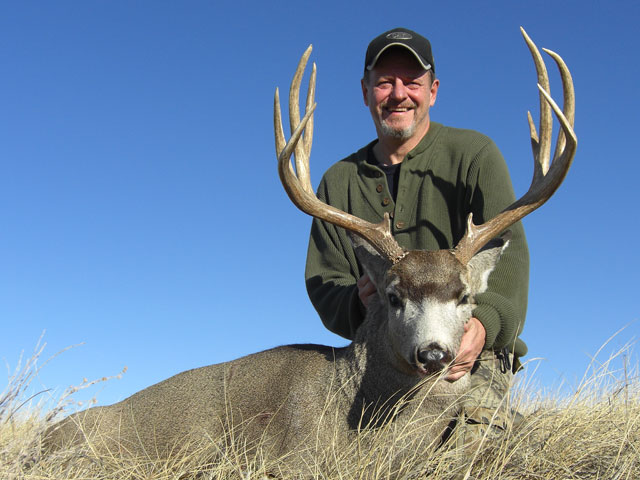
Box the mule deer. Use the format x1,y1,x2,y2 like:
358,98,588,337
44,28,576,471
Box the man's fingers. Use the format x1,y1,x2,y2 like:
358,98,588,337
445,359,473,381
446,370,464,382
357,274,376,307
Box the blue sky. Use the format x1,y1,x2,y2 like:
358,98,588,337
2,1,638,408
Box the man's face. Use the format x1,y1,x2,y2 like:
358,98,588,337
362,48,439,141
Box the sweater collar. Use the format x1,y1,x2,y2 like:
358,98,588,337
356,122,443,173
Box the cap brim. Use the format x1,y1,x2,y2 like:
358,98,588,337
366,43,432,71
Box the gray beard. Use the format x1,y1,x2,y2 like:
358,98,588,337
380,121,416,140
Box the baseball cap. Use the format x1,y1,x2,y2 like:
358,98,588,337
364,27,435,74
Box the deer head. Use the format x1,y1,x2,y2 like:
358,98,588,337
274,28,576,376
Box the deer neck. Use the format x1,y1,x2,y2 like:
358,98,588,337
349,301,426,400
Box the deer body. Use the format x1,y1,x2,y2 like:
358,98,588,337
48,344,356,459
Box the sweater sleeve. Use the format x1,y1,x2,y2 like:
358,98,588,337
304,177,365,340
465,140,530,358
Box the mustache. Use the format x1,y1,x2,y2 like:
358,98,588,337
381,102,417,110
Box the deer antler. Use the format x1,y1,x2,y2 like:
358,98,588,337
274,45,407,263
452,27,577,264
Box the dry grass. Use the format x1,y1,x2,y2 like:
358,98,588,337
1,339,638,479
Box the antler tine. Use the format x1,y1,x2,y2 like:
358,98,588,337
287,45,315,196
303,62,316,166
522,27,552,178
543,47,575,163
453,28,577,265
274,86,286,160
274,47,406,263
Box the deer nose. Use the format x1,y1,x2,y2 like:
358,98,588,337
416,343,452,371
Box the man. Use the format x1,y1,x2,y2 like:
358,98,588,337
305,27,529,444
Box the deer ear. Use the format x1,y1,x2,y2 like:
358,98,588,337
466,231,511,294
349,232,392,286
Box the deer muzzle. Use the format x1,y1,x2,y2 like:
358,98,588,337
415,343,453,373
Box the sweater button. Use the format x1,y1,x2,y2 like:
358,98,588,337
382,197,390,206
376,184,383,193
396,221,406,229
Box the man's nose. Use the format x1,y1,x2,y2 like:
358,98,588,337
390,79,408,100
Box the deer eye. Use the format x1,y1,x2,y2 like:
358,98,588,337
388,293,401,307
458,294,470,306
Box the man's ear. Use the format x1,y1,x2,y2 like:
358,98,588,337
361,78,369,107
466,231,511,294
429,77,440,107
349,232,391,287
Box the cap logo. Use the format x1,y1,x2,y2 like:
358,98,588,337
387,32,412,40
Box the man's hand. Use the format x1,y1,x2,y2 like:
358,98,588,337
446,317,486,382
357,274,376,307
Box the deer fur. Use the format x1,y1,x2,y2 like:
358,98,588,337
43,234,509,470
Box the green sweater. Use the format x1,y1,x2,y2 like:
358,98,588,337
305,122,529,359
